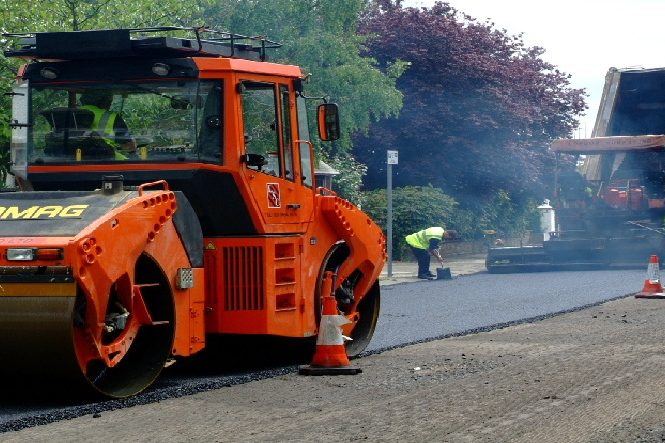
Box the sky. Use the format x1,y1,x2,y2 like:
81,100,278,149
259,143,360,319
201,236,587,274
402,0,665,138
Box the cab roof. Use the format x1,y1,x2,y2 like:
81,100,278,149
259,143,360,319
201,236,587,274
3,26,280,62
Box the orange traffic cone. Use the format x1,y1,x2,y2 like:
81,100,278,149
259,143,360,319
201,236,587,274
635,255,665,299
299,272,362,375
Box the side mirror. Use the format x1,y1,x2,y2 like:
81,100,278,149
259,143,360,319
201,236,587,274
317,103,340,141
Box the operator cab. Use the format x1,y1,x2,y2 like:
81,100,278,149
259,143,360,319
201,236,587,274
6,27,340,236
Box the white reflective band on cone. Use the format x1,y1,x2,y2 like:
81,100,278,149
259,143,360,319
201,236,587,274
647,261,660,284
316,315,350,346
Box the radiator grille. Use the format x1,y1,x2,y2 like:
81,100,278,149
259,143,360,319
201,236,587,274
223,246,265,311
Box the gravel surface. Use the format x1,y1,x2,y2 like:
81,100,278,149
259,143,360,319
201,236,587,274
5,294,665,442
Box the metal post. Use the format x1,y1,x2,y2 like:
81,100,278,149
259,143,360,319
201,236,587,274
386,150,398,278
387,162,393,277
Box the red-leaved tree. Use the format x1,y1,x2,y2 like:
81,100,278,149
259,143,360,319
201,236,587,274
355,1,586,203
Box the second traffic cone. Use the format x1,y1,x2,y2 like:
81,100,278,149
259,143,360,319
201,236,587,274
635,255,665,299
299,272,362,375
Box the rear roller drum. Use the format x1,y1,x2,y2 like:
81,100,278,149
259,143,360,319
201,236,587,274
0,256,174,398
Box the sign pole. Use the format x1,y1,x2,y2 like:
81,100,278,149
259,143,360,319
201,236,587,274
386,150,398,277
387,162,393,277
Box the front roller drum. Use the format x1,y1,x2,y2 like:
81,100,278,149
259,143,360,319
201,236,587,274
0,273,174,398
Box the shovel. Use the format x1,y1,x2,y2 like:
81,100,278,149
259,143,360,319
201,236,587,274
435,255,452,280
436,267,452,280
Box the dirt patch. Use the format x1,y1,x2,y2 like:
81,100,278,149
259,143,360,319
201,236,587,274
5,296,665,442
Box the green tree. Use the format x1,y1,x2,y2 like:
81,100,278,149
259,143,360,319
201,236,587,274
1,0,210,32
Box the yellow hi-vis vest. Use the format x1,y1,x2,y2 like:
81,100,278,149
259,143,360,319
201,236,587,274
405,227,445,250
80,105,127,160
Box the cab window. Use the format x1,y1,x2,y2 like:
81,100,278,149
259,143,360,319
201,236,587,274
280,85,294,181
240,81,281,177
296,95,313,187
29,80,222,163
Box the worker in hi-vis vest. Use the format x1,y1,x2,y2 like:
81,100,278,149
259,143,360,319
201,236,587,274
405,227,454,279
79,90,136,159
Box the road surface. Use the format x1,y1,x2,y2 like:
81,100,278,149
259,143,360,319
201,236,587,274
1,268,659,442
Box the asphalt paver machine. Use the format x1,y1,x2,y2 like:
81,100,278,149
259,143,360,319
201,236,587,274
487,67,665,273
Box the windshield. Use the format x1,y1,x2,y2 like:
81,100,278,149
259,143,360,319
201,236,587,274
28,80,222,164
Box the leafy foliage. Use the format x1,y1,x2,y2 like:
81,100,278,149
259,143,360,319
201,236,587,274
1,0,209,32
355,1,587,205
475,189,540,238
323,152,368,206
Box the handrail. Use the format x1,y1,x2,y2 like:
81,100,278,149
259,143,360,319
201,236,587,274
138,180,169,196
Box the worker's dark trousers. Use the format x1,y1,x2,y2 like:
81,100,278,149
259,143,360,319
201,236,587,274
410,246,431,276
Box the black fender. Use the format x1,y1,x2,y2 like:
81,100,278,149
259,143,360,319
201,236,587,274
172,192,203,267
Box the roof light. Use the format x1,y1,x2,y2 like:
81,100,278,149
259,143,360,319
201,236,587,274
151,63,171,76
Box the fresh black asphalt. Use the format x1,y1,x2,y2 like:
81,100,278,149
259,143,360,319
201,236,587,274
370,268,645,351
